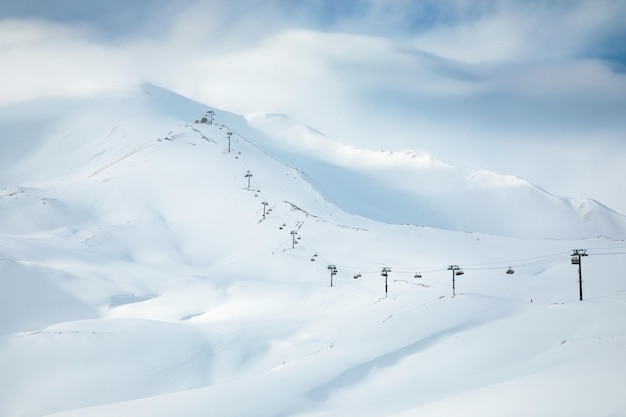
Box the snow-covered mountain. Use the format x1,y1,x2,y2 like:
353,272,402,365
245,111,626,239
1,83,625,417
5,81,618,239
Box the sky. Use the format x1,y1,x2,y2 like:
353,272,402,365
1,0,626,213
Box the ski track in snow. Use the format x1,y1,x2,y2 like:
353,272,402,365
88,142,155,178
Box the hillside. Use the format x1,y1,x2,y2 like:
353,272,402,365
0,84,625,417
245,111,626,239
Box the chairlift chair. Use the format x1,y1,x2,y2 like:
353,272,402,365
455,270,464,276
506,267,515,275
414,272,422,278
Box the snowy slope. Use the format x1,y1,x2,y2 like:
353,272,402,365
0,84,625,417
245,112,626,239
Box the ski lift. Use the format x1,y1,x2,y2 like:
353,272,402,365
414,272,422,279
311,257,316,262
506,267,515,275
353,273,362,279
313,253,318,257
455,270,464,276
297,236,301,240
571,255,580,265
279,226,283,230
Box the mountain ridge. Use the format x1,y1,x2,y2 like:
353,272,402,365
1,82,624,240
244,106,626,239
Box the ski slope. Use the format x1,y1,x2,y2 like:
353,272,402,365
245,111,626,239
0,84,625,417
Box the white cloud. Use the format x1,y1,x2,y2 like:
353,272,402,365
409,0,626,63
0,19,138,103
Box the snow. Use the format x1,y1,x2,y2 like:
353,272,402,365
1,83,625,417
245,110,626,239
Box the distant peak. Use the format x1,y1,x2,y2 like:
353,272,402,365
246,113,327,137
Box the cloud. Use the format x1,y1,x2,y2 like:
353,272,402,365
408,0,626,62
0,0,185,40
0,19,140,103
